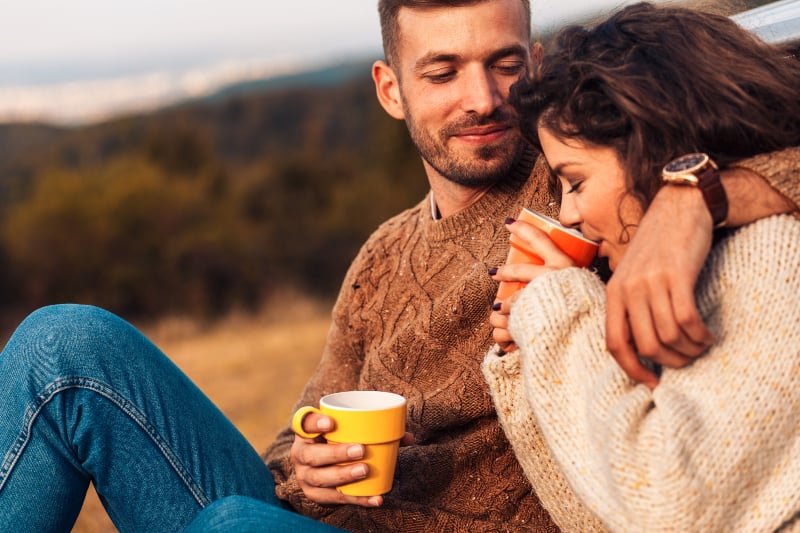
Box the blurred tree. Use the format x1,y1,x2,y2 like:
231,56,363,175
0,70,428,320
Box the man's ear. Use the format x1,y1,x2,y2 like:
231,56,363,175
530,42,544,69
372,60,405,120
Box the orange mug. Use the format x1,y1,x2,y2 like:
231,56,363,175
496,207,598,300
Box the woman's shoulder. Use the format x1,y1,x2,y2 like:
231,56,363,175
700,214,800,311
710,214,800,271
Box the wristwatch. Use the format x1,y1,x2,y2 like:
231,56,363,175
662,153,728,227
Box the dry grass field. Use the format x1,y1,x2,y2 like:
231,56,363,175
70,293,332,532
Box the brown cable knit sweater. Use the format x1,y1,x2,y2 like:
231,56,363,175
264,146,799,533
265,148,560,532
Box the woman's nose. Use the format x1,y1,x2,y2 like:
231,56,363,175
558,193,582,229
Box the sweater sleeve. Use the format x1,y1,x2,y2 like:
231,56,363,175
262,245,368,519
482,343,609,533
508,216,800,533
731,146,800,219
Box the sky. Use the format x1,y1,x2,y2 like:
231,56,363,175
0,0,714,124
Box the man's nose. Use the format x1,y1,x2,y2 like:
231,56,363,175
461,68,503,116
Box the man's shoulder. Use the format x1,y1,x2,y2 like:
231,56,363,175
359,199,427,252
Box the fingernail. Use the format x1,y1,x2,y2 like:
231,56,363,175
488,267,498,276
318,417,333,431
347,445,364,460
351,464,368,479
368,496,382,507
491,302,501,311
505,217,516,225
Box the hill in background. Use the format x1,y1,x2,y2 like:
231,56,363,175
0,61,427,326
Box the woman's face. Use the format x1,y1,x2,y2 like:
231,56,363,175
538,125,643,271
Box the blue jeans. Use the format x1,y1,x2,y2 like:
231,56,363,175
0,304,339,532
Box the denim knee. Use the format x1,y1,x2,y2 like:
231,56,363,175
184,496,346,533
2,304,158,384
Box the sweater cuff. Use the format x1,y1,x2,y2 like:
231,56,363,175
510,268,606,340
269,455,335,521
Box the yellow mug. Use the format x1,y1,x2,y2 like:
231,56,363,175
291,390,407,496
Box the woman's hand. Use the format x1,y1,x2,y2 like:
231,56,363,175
489,218,575,352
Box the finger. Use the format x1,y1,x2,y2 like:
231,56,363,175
497,262,551,284
493,327,514,346
606,288,659,387
400,432,415,446
299,460,370,491
613,342,659,389
489,310,508,329
301,483,383,507
624,290,699,370
644,283,709,358
668,284,715,352
605,277,633,360
293,439,365,468
499,341,518,353
647,345,695,370
618,280,666,365
507,221,573,267
300,412,334,437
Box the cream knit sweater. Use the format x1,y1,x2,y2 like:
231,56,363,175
483,215,800,533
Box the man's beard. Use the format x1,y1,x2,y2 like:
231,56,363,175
402,100,526,188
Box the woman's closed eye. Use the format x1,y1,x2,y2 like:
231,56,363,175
565,180,584,194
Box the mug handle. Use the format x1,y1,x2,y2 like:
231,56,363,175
291,406,325,439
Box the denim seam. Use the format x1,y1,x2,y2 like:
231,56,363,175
0,377,210,507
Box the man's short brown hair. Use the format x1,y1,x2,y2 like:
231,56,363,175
378,0,532,65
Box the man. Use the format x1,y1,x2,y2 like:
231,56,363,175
265,0,799,531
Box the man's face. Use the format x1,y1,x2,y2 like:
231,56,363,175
393,0,531,188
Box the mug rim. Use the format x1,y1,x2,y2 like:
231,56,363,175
321,390,406,411
521,207,598,245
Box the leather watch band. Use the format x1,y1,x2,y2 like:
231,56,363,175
696,164,728,227
662,153,729,227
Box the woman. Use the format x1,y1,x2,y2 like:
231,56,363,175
484,3,800,532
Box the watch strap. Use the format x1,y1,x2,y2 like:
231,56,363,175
696,164,728,227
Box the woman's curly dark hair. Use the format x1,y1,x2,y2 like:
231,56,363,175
511,2,800,210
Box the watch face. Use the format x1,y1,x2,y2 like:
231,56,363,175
665,153,708,174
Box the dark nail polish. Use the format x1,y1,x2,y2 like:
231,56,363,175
488,267,498,276
505,217,516,225
491,302,502,311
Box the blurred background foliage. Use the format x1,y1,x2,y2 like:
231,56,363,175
0,0,770,329
0,62,427,326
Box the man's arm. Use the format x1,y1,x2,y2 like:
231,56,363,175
727,148,799,223
263,260,372,514
607,147,799,387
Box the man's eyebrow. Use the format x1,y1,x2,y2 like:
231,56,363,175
486,44,528,64
414,52,459,72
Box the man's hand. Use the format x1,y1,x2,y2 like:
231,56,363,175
606,186,715,388
608,165,795,387
291,411,413,507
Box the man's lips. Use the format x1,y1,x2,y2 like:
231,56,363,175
451,124,511,142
